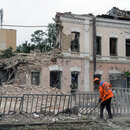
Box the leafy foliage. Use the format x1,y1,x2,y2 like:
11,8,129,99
0,22,58,58
125,71,130,76
16,41,36,53
16,22,58,53
31,30,48,52
0,47,14,59
46,23,58,48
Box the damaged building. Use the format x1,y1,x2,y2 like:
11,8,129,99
0,49,67,96
55,7,130,91
0,7,130,94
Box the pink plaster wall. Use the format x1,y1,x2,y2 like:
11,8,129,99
89,62,130,91
41,58,85,93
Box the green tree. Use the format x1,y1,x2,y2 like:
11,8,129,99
16,41,36,53
46,23,58,48
31,23,58,52
16,22,58,53
31,30,47,52
0,47,14,59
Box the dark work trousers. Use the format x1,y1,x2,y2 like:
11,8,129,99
100,98,112,118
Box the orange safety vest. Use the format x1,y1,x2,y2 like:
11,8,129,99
99,81,113,102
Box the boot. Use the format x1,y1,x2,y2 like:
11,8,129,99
109,115,113,119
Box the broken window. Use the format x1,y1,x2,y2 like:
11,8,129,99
110,38,117,56
71,32,80,52
71,72,79,91
109,74,122,87
93,74,101,91
127,77,130,88
96,36,101,55
0,67,9,85
31,71,40,86
0,67,14,85
50,71,61,89
126,39,130,56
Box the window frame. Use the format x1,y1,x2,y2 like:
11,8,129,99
110,37,117,56
96,36,101,55
126,39,130,57
70,31,80,52
50,70,62,89
31,71,40,86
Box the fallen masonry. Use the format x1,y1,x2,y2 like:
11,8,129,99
0,113,130,130
0,49,70,96
0,49,130,129
0,84,69,96
0,49,61,84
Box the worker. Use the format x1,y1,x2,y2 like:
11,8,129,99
93,78,113,119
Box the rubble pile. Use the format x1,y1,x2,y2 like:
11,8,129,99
0,49,66,96
0,49,61,84
0,84,69,96
0,49,61,68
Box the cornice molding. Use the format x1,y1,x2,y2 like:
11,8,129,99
60,14,130,29
90,55,130,64
96,18,130,29
60,16,85,25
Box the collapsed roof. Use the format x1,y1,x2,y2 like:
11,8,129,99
56,7,130,21
0,49,62,86
97,7,130,21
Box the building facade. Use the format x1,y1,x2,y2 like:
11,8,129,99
54,7,130,92
1,8,130,93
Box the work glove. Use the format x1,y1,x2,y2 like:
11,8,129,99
99,98,101,103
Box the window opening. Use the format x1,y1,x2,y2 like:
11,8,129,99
31,71,40,86
109,74,122,88
70,72,79,93
50,71,61,89
110,38,117,56
96,36,101,55
127,77,130,88
71,32,80,52
126,39,130,56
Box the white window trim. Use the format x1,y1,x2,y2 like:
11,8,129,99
96,32,102,37
109,34,118,38
71,27,81,32
108,69,121,74
70,66,81,72
95,69,103,75
125,34,130,39
49,65,63,71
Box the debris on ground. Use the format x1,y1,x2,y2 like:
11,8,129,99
0,113,130,130
0,84,69,96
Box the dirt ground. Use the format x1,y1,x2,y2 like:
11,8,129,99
0,113,130,130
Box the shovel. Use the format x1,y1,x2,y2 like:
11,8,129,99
87,101,100,118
